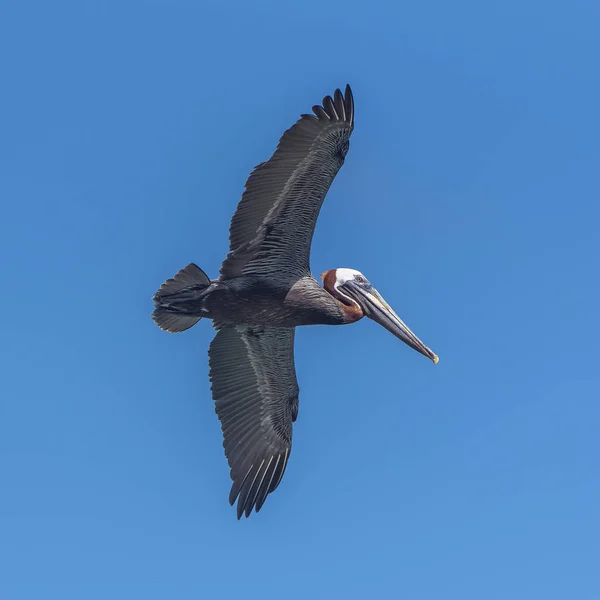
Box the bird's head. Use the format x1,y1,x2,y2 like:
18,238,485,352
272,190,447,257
321,268,438,364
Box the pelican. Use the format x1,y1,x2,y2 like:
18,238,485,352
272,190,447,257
152,85,438,519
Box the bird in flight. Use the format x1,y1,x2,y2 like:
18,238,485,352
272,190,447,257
152,84,438,519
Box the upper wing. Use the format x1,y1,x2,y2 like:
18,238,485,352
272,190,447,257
208,325,299,519
220,85,355,280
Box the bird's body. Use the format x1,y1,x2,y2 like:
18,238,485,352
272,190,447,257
164,274,351,328
152,85,438,518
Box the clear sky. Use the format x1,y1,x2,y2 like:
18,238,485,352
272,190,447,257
1,0,599,598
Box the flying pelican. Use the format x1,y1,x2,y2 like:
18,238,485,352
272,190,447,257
152,84,438,519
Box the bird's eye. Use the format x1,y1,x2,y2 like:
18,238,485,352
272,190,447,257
355,276,365,283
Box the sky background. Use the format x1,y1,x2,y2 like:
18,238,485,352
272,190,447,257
1,0,599,598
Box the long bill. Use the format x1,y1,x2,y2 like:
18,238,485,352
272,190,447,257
350,284,439,364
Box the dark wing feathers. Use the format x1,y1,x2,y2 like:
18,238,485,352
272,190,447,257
220,85,355,279
208,326,299,519
312,105,329,120
333,88,345,120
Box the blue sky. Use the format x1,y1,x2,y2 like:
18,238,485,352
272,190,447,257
1,0,599,597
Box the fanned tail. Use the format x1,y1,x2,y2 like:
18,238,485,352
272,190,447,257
152,263,211,333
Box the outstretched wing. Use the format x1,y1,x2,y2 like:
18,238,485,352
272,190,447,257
220,85,355,280
208,326,299,518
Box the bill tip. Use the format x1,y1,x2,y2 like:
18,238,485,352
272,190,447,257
432,354,439,364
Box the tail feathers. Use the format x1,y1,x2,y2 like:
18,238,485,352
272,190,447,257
152,263,211,333
152,309,201,333
153,263,210,299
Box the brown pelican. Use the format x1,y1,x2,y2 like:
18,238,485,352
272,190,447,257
152,85,438,519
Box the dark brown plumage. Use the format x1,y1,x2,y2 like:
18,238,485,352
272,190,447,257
152,85,438,519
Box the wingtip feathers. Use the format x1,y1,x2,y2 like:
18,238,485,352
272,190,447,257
311,84,354,128
229,450,289,519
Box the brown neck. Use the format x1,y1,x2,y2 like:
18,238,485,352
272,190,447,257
321,270,364,324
